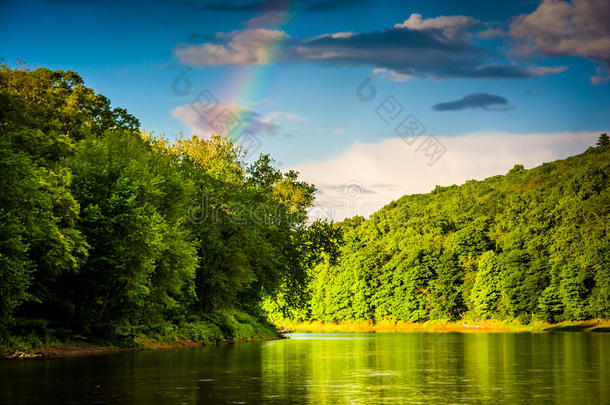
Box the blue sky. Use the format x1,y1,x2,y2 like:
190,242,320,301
2,0,609,219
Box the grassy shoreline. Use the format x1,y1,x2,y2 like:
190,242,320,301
5,318,609,359
276,319,610,333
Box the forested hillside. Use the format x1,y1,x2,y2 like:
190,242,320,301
2,65,608,352
276,137,610,324
0,65,335,348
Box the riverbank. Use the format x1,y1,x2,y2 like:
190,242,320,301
2,342,133,359
2,311,279,360
276,319,610,333
6,318,609,359
2,335,279,360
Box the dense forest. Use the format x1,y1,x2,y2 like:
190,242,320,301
0,65,337,348
270,135,610,324
1,65,608,350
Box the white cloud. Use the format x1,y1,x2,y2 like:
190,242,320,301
372,67,412,82
331,31,355,39
174,29,289,67
310,31,356,41
510,0,610,83
395,13,478,39
173,18,562,80
477,27,505,39
527,65,568,76
296,131,603,221
171,101,277,138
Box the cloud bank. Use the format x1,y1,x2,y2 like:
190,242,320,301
171,99,309,140
172,101,278,138
175,4,610,83
510,0,610,83
174,29,289,67
174,13,563,80
394,13,478,40
296,131,602,221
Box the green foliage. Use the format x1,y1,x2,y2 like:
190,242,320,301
1,66,89,329
1,63,608,350
538,279,563,322
429,252,465,320
295,139,609,323
65,131,198,333
178,321,223,344
0,65,322,347
470,251,502,319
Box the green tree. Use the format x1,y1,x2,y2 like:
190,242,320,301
0,67,89,329
538,278,564,322
297,138,608,324
429,252,465,320
67,131,197,333
470,251,502,320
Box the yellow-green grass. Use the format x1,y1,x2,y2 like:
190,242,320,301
275,319,610,334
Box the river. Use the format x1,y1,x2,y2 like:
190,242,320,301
1,332,609,404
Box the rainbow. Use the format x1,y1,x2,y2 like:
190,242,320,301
221,1,300,143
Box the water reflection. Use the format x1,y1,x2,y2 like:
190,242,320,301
1,332,608,404
261,333,610,404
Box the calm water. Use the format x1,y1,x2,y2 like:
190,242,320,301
1,332,609,404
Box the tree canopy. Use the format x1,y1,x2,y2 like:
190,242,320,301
276,140,610,324
1,64,607,348
0,65,328,345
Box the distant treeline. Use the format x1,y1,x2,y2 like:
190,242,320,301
269,134,610,324
0,65,337,347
